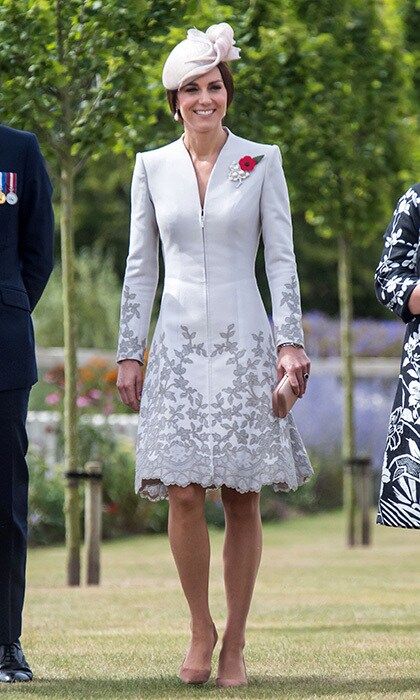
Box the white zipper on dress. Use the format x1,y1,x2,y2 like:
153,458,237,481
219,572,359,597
201,206,214,472
201,207,208,332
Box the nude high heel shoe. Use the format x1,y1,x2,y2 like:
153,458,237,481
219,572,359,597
178,624,218,685
216,650,248,688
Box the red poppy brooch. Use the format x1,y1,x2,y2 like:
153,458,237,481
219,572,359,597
228,154,265,187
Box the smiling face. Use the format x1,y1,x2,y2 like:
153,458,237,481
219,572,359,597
176,66,228,133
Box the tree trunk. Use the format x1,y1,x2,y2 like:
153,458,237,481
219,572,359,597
338,230,356,546
60,158,80,585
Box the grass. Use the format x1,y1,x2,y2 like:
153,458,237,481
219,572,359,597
5,509,419,699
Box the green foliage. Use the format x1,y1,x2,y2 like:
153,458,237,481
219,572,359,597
66,2,420,317
28,426,169,545
233,0,417,317
28,450,66,546
0,1,417,318
235,0,416,262
28,428,345,546
282,451,344,511
403,0,420,108
73,152,131,278
33,246,121,348
0,0,189,167
102,437,169,536
0,0,190,487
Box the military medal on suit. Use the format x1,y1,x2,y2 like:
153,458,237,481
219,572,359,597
0,171,18,205
6,172,19,204
0,172,5,204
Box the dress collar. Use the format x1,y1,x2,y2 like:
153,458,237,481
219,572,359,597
175,126,237,213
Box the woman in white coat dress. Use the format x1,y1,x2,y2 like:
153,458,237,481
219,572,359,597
116,23,313,688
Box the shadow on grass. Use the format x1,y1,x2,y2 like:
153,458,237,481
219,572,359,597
4,675,420,697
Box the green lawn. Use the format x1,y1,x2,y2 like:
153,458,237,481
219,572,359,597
6,509,420,699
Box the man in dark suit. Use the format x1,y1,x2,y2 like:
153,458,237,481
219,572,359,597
0,124,54,682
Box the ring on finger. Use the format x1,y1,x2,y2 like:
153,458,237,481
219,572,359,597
303,372,309,380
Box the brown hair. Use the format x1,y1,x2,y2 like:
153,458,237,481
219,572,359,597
166,62,234,122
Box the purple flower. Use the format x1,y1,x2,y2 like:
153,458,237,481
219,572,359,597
45,393,60,406
76,395,92,408
300,311,404,358
292,374,397,472
88,389,102,400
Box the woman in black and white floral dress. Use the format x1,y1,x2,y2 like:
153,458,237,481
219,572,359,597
374,183,420,529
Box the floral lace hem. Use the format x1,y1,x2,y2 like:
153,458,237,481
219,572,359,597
132,321,314,502
136,469,313,502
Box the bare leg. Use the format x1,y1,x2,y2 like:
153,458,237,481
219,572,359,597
217,486,262,686
167,484,217,682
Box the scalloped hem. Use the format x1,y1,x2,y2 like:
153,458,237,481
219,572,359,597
136,468,314,502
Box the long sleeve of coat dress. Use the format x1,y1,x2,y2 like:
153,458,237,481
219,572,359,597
114,127,314,502
260,145,305,349
117,152,159,365
374,186,420,323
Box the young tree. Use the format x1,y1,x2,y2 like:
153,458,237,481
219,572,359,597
234,0,416,542
0,0,186,582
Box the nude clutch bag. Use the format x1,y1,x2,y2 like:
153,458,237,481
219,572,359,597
272,374,299,418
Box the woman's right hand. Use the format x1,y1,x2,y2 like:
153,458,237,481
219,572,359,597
116,359,143,411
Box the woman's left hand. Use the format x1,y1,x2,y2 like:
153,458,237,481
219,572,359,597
276,346,311,398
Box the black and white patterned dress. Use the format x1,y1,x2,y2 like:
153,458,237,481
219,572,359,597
374,183,420,528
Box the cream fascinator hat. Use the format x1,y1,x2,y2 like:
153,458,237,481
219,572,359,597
162,22,241,91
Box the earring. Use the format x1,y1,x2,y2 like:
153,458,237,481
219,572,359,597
174,108,180,121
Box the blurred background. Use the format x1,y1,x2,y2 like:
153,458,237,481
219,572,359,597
0,0,418,543
0,3,419,696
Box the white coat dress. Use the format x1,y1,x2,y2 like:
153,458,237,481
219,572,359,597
117,125,313,501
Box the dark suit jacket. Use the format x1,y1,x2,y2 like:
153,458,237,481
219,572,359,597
0,124,54,390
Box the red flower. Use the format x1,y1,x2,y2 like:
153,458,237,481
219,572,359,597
104,501,119,515
238,155,256,172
